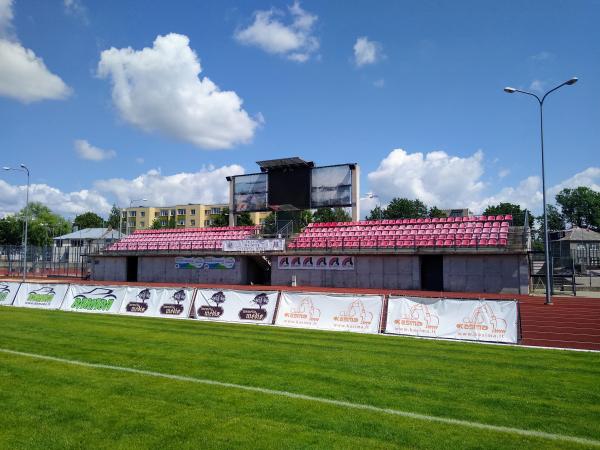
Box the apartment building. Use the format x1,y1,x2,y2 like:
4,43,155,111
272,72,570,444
121,203,269,233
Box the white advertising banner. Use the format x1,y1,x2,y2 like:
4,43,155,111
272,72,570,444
385,296,518,344
275,292,383,334
193,289,278,324
120,287,194,319
13,283,69,309
0,281,20,306
61,285,126,314
277,255,355,270
222,239,285,252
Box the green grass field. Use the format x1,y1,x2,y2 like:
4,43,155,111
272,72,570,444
0,307,599,449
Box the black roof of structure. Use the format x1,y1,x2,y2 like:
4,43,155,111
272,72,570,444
256,157,314,172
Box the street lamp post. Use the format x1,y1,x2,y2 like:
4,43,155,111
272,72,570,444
362,192,382,219
3,164,30,281
126,198,147,235
504,77,578,305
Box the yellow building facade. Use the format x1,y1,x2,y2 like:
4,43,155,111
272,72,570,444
121,203,269,233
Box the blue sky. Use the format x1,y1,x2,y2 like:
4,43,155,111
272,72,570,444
0,0,598,219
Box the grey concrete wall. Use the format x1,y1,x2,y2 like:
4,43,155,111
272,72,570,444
137,256,247,284
91,256,127,282
270,255,421,290
443,254,529,294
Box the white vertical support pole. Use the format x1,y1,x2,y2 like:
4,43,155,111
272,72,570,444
228,177,235,227
351,164,360,222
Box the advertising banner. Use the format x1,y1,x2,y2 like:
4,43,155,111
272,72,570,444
120,287,194,319
277,255,355,270
175,256,235,270
275,292,383,334
13,283,69,309
193,289,278,324
385,296,518,344
222,239,285,253
0,281,20,306
61,284,126,314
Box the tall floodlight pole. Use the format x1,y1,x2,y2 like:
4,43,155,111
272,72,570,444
127,198,147,235
3,164,30,281
504,77,578,305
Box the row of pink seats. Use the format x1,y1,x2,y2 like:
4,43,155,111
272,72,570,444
134,226,258,234
288,238,507,249
304,228,509,237
308,215,513,228
305,222,510,233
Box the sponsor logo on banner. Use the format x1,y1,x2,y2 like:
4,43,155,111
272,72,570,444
333,300,373,328
194,289,278,324
276,292,383,334
175,257,235,270
0,283,13,304
284,297,321,324
222,239,285,252
393,303,440,336
25,287,56,305
238,293,270,321
456,303,508,341
197,291,226,317
277,256,354,271
126,288,151,313
160,289,186,315
385,296,518,343
71,288,116,311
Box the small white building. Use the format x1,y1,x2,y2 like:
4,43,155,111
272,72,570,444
53,228,122,263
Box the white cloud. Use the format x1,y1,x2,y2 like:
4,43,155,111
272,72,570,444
0,164,245,219
135,157,144,164
234,1,319,62
63,0,88,24
0,0,71,103
368,148,486,208
93,164,244,207
0,179,111,218
367,147,600,216
74,139,116,161
97,33,259,150
353,36,384,67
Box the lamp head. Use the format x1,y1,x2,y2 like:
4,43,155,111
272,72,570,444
504,87,517,93
2,166,10,170
566,77,578,86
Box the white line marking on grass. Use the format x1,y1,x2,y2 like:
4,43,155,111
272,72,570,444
1,348,598,447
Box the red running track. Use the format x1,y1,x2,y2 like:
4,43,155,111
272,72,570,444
2,276,599,351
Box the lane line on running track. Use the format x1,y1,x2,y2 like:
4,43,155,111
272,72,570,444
1,347,598,447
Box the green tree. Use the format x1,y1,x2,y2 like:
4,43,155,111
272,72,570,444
312,207,351,223
210,207,230,227
168,215,176,228
365,205,384,220
428,206,448,219
74,212,105,229
5,202,72,246
384,198,428,219
0,215,23,245
483,202,534,228
150,217,164,229
236,212,254,226
555,187,600,231
107,204,121,230
261,212,277,234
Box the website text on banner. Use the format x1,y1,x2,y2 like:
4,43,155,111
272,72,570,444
385,296,519,343
119,287,194,319
13,283,69,310
61,285,126,314
275,292,383,334
0,281,21,306
194,289,278,324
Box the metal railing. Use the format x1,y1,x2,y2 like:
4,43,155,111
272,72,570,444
0,243,110,279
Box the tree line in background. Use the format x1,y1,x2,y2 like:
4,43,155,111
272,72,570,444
0,186,597,246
